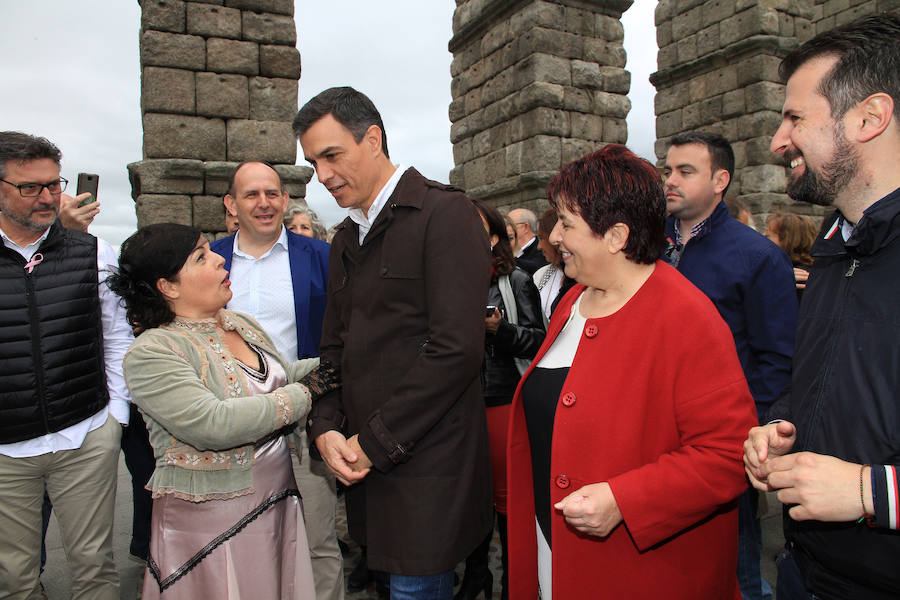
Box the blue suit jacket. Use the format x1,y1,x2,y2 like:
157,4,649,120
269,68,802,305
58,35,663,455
211,230,330,359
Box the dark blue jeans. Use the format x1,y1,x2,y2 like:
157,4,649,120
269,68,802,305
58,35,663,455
776,547,820,600
737,488,772,600
390,570,454,600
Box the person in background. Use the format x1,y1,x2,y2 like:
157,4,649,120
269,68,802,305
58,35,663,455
285,203,329,241
503,215,517,254
110,222,335,598
531,208,575,324
0,131,131,599
506,144,756,600
744,15,900,599
211,161,342,600
764,211,818,298
663,131,797,600
508,207,547,275
456,199,544,600
724,197,752,225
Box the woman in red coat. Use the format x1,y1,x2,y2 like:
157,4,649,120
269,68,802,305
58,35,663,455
506,145,758,600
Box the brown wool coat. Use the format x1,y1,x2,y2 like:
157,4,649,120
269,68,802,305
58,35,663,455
308,168,494,575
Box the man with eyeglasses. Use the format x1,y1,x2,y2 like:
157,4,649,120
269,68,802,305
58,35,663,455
508,207,547,275
0,131,132,599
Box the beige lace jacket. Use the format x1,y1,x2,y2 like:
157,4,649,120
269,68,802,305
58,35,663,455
122,309,315,502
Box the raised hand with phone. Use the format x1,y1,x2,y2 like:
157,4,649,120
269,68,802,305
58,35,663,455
58,172,100,232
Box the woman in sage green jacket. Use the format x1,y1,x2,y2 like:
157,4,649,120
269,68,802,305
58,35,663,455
109,223,336,600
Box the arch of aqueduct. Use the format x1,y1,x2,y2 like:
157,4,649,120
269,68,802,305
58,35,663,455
131,0,899,234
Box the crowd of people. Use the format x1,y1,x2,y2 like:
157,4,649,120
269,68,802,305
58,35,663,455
0,13,898,600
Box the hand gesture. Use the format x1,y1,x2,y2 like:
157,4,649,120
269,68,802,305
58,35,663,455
743,420,796,491
58,192,100,232
553,482,622,537
314,430,370,486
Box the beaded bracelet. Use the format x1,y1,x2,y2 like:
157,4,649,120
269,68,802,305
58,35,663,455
857,463,876,527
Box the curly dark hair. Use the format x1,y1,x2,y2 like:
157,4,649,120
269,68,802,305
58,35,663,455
472,198,516,277
547,144,666,265
106,223,202,335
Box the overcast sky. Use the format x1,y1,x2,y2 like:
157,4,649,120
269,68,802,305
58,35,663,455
0,0,656,248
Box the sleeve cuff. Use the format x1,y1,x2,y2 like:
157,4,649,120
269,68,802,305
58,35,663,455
871,464,899,529
108,400,130,426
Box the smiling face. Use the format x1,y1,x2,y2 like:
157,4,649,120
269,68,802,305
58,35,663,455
224,162,288,245
770,55,860,207
0,158,61,243
548,203,610,284
663,143,728,227
299,113,385,213
161,237,232,319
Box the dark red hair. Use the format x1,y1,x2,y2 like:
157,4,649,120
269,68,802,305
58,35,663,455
546,144,665,265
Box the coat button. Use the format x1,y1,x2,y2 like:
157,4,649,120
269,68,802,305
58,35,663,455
561,392,576,407
584,324,599,338
556,474,570,489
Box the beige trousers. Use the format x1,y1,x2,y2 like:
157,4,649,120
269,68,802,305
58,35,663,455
292,429,345,600
0,414,121,600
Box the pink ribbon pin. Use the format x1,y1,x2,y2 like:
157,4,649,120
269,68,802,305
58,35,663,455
24,253,44,274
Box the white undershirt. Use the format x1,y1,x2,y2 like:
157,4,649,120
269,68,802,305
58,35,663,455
349,164,406,245
537,292,586,368
226,226,298,360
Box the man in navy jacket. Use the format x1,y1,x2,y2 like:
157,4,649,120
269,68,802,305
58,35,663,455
211,161,342,600
662,132,797,600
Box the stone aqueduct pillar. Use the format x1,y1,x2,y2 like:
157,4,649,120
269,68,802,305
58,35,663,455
449,0,898,225
651,0,815,228
130,0,312,238
449,0,633,214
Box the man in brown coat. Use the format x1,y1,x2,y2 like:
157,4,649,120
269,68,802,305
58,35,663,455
293,87,493,600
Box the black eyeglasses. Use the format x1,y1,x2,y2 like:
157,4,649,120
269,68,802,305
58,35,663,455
0,177,68,198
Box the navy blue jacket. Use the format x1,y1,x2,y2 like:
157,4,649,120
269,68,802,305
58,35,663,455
211,229,330,359
768,188,900,599
663,201,797,421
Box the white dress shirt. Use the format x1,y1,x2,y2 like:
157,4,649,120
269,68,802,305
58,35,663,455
0,225,133,458
226,226,298,360
349,164,406,245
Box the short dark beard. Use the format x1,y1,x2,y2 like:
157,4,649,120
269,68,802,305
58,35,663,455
786,121,859,207
0,195,57,233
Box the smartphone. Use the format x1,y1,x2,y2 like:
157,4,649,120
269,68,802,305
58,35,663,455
76,173,99,206
486,305,497,317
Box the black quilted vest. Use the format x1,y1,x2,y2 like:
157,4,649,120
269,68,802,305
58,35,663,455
0,223,108,443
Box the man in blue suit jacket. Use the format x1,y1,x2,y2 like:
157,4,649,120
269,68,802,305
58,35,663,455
211,161,341,600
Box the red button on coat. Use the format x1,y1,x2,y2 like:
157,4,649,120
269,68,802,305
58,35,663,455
561,392,576,407
556,475,570,489
584,324,599,338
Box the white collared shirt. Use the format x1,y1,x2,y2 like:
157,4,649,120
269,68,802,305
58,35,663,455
516,235,537,258
0,224,133,458
349,164,406,245
226,226,298,360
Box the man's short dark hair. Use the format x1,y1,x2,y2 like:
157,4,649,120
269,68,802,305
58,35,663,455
0,131,62,179
227,160,283,197
780,14,900,121
670,131,735,196
292,87,390,158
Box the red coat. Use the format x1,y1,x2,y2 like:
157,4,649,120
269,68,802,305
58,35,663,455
506,262,757,599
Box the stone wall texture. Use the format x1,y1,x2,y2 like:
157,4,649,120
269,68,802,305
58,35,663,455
450,0,900,227
449,0,634,214
132,0,310,237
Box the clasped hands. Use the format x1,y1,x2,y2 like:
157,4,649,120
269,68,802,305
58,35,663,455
314,430,372,486
743,421,873,522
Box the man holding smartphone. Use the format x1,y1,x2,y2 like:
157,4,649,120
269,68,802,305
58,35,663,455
0,131,132,599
